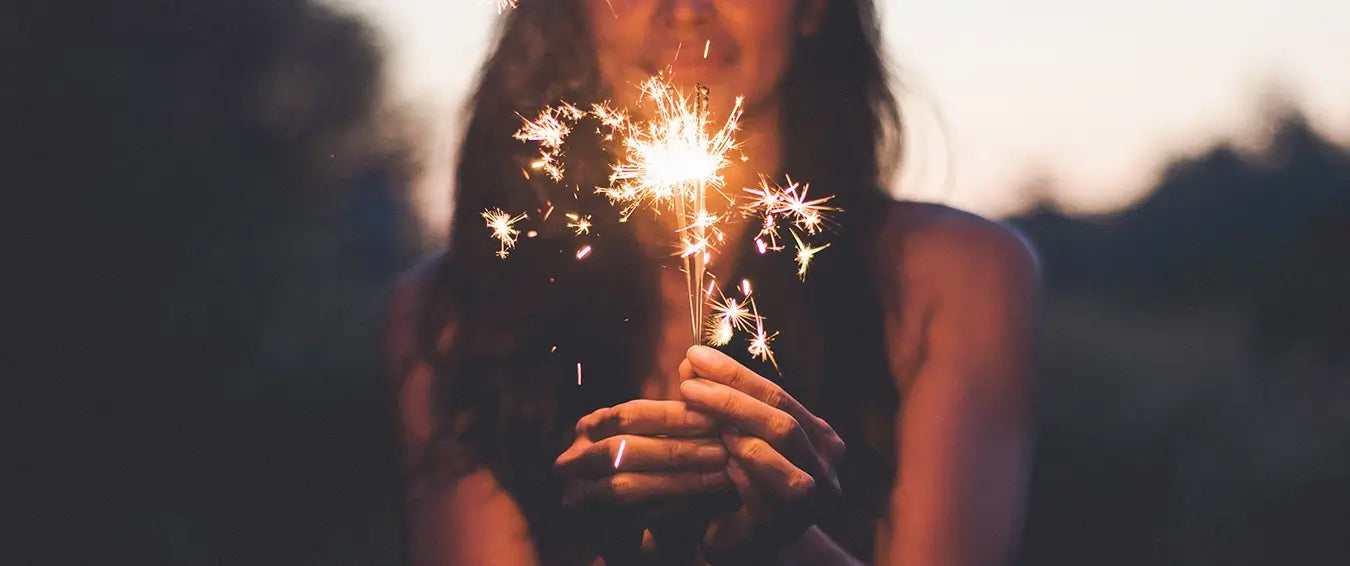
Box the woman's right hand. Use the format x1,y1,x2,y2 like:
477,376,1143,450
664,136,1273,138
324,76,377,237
554,400,734,561
556,399,732,508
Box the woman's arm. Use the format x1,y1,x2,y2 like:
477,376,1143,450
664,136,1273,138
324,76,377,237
879,211,1041,566
777,526,865,566
388,261,540,566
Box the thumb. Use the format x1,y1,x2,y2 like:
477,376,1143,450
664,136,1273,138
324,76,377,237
686,345,738,379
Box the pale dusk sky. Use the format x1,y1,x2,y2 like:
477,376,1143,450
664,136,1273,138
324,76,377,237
330,0,1349,233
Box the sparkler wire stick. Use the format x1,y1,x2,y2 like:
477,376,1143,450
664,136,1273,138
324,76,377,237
690,84,711,344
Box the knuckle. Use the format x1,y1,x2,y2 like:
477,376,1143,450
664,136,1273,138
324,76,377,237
768,414,801,444
613,406,634,431
741,438,771,461
576,411,601,435
608,475,635,504
717,391,739,414
787,472,816,499
725,366,746,388
602,438,621,462
762,387,788,410
666,441,685,462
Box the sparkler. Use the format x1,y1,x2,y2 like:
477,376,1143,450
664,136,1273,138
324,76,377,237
596,80,743,341
499,75,839,365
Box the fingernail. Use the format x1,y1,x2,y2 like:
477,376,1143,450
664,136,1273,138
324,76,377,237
680,379,710,395
697,444,727,460
687,345,719,366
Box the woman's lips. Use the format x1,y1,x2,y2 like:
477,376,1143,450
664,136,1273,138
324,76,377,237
639,38,736,79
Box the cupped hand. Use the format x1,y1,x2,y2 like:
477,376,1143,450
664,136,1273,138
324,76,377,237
554,399,736,562
678,345,847,564
555,399,734,507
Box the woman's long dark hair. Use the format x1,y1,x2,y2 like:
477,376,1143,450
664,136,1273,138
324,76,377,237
416,0,903,559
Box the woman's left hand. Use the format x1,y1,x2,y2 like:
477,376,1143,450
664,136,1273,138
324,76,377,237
678,345,847,563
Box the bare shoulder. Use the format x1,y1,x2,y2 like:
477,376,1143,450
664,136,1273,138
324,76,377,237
391,251,451,322
873,201,1041,300
388,252,455,470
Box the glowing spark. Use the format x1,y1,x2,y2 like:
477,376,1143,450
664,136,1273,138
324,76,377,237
778,180,836,235
613,438,628,468
551,345,557,353
708,320,734,346
591,103,628,131
704,281,764,346
526,230,538,238
747,298,779,372
482,208,527,259
708,289,754,329
685,209,721,231
514,104,584,181
703,40,711,59
577,362,582,385
565,212,592,235
744,176,837,245
596,78,744,222
791,230,830,279
508,78,833,350
679,236,710,258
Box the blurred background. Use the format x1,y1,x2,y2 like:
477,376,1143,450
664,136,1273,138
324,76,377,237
10,0,1347,564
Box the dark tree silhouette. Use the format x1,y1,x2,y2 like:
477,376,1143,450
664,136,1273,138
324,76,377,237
1011,105,1350,566
1014,108,1350,358
11,1,417,563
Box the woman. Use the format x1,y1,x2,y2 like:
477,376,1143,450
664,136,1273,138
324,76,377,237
389,0,1039,564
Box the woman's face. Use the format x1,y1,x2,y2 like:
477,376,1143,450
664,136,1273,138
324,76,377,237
586,0,823,117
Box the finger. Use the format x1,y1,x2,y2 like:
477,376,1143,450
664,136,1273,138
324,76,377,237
578,400,720,440
686,346,846,463
725,456,763,510
562,470,733,508
701,459,764,563
729,432,831,502
556,435,728,478
722,431,819,503
679,378,818,468
686,345,795,410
